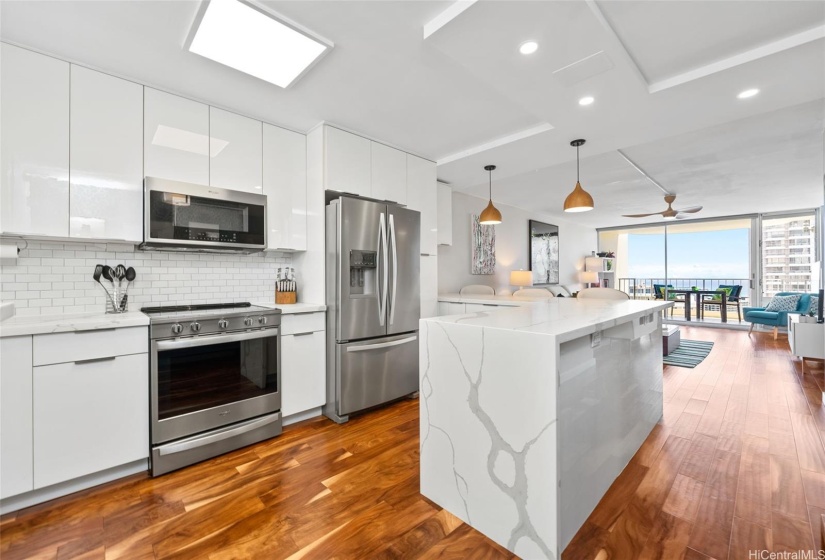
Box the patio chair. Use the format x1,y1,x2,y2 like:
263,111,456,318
701,284,744,322
653,283,684,317
743,291,816,339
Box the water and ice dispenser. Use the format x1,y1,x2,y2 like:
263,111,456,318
349,250,377,295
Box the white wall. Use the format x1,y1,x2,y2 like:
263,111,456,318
438,191,597,294
0,240,291,316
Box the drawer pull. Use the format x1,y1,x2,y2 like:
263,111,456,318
292,331,315,337
74,356,116,365
287,311,321,316
74,328,116,333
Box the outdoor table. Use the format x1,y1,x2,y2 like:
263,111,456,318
666,289,728,322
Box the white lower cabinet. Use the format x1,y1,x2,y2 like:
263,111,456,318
280,312,326,417
0,336,33,499
438,302,466,316
33,352,149,488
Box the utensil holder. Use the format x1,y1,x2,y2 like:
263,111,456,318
106,293,128,314
275,291,297,305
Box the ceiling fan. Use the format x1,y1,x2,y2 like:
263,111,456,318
622,195,702,220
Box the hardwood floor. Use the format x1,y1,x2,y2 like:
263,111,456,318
1,327,821,559
565,326,825,560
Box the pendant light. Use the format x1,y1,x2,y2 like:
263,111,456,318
479,164,502,225
563,139,594,213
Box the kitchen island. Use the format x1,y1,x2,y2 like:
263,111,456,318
419,298,672,559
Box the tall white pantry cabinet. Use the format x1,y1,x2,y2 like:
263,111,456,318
305,124,439,319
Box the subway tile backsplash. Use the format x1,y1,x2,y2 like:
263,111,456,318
0,240,292,316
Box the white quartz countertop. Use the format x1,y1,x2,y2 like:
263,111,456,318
253,302,326,314
0,310,150,338
439,293,540,305
424,298,672,343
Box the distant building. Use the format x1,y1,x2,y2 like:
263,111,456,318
762,216,816,298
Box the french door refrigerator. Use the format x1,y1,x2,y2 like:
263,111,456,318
324,195,420,423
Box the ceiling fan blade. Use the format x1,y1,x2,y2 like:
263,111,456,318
622,212,663,218
675,214,690,220
676,206,703,214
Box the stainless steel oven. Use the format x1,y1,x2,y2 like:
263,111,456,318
141,177,267,253
144,303,282,476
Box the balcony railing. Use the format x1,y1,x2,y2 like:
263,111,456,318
617,278,752,300
618,277,813,302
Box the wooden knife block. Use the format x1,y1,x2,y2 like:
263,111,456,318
275,291,297,305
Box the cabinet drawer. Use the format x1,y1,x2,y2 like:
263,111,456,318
33,326,148,366
465,303,501,313
33,352,149,488
281,312,325,335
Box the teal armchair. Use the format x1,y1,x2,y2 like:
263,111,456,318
743,292,816,339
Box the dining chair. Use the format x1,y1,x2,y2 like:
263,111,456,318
459,284,495,296
577,288,630,300
512,288,554,299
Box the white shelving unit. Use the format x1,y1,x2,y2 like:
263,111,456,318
585,256,616,288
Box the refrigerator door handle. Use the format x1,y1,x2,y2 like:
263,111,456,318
389,214,398,326
377,212,387,326
345,335,417,352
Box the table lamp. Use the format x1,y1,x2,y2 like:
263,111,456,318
510,270,533,292
581,270,599,288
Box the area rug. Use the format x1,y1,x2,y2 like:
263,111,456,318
663,340,714,368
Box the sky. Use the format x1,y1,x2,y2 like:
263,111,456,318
627,228,750,280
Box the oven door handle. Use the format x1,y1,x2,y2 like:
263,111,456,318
157,413,281,456
156,328,278,351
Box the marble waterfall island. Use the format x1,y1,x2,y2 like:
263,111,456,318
419,298,672,559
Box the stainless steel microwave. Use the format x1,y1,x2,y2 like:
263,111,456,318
140,177,267,253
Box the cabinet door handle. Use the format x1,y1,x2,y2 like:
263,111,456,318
74,356,117,365
292,331,315,337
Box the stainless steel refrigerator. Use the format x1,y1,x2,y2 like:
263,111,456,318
324,195,420,423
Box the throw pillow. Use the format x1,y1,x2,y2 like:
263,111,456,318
764,294,800,313
809,296,820,315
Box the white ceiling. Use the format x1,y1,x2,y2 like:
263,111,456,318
1,0,823,228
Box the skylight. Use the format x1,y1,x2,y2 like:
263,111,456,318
188,0,330,89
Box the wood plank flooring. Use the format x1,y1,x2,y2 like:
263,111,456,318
565,327,825,560
1,327,822,559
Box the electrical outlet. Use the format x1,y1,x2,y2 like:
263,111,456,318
591,330,601,348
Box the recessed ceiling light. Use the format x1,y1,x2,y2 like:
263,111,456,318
519,41,539,55
737,88,760,99
188,0,331,88
578,96,595,106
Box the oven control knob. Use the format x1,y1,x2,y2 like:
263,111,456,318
190,322,201,332
171,323,183,334
218,319,229,329
258,316,267,325
244,317,253,327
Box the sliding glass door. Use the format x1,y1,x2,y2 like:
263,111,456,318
599,217,757,322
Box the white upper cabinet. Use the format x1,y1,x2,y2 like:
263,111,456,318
0,44,70,237
70,66,143,242
144,88,209,185
324,126,371,197
437,182,452,246
209,107,263,194
370,142,406,205
263,124,307,251
406,154,437,255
